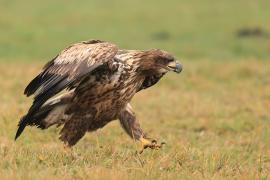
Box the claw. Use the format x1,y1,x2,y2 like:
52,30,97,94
139,137,165,154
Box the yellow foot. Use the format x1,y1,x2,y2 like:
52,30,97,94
139,137,165,154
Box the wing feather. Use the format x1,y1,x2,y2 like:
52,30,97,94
15,40,118,139
25,40,117,97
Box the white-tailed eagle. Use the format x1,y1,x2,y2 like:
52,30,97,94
15,40,182,152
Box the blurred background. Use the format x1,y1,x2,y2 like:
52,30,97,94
0,0,270,179
0,0,269,62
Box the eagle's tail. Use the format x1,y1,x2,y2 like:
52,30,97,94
15,92,74,140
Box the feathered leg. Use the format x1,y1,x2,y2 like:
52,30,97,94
59,113,91,147
119,103,165,153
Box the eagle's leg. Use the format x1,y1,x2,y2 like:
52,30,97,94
119,103,165,153
59,114,90,147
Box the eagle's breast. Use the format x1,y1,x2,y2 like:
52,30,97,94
68,59,144,123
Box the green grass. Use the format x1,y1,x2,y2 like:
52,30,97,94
0,0,270,62
1,0,270,179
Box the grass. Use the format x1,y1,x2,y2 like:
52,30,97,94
1,0,270,179
0,60,270,179
0,0,270,61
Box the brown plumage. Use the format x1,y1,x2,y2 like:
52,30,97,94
15,39,182,150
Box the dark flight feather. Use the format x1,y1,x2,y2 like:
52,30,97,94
15,40,118,139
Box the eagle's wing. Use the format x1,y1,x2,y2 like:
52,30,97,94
15,40,118,139
25,40,117,97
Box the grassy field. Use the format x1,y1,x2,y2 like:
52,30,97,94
1,61,270,179
0,0,270,179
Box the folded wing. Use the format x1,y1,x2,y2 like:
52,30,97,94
15,40,118,139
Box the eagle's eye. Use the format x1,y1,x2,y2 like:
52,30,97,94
155,56,174,65
167,57,174,63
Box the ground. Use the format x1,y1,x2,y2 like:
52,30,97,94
0,0,270,179
0,60,270,179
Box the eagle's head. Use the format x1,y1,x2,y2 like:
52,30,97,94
138,49,182,75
